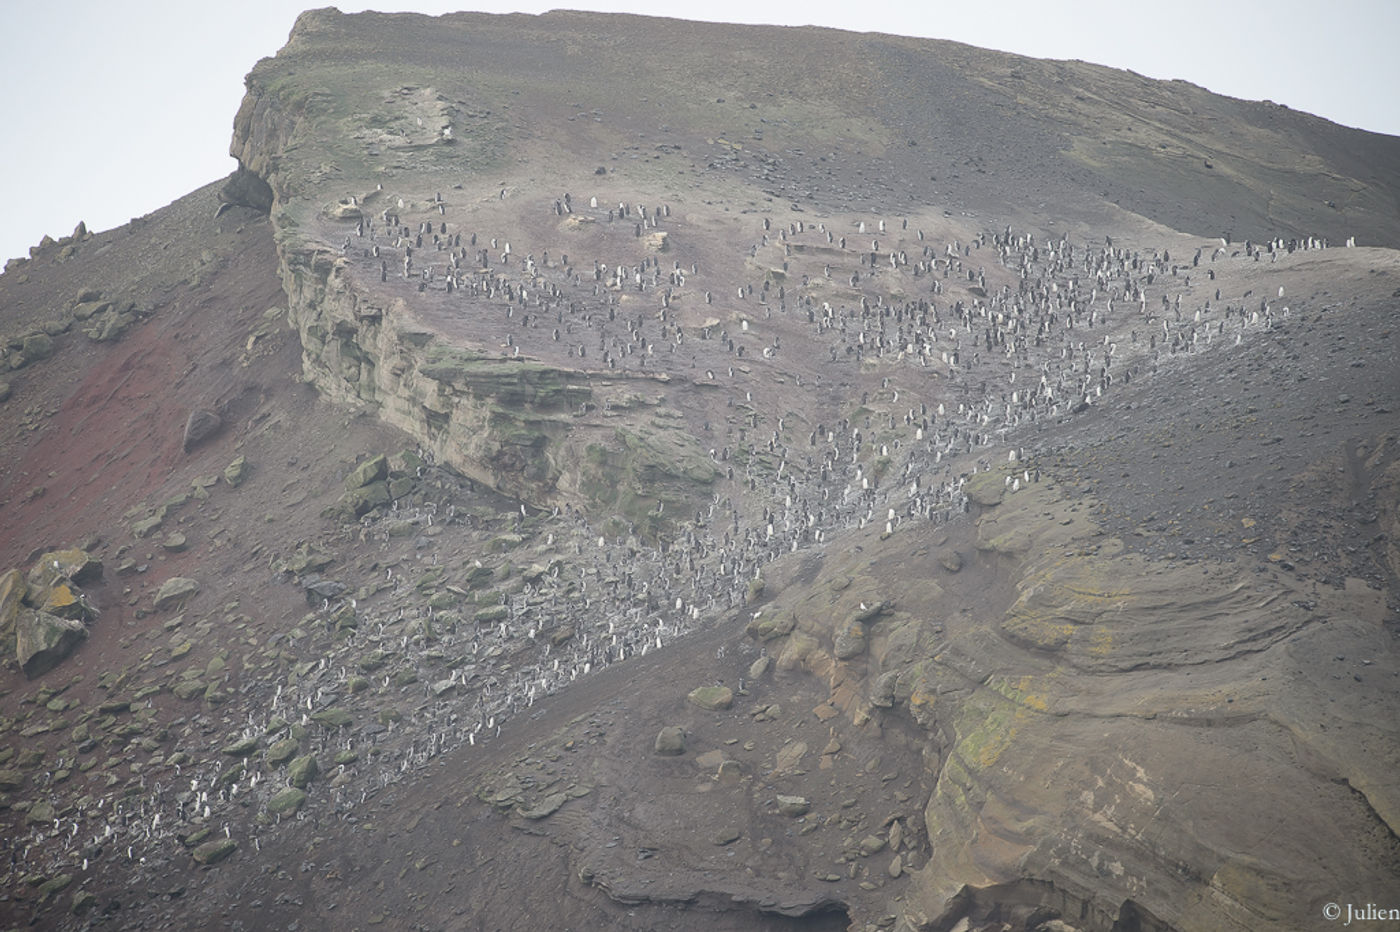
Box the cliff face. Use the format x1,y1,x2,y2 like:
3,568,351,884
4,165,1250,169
227,57,716,526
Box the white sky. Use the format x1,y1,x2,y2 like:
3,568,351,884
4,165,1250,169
2,1,1397,266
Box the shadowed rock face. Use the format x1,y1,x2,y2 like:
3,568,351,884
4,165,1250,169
0,9,1396,932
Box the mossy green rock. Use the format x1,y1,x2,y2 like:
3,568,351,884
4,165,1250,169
965,470,1006,506
71,889,98,915
687,685,734,711
222,735,260,756
36,872,72,902
21,333,55,360
474,605,509,624
266,737,299,766
833,620,868,660
345,454,388,490
288,754,319,788
223,455,249,487
266,786,307,816
520,791,567,820
746,611,795,641
337,480,390,519
654,726,686,756
311,707,353,728
193,837,238,865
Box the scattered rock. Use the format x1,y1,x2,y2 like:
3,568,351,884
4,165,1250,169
131,511,165,538
70,889,98,916
311,707,354,728
746,610,795,640
21,333,55,361
162,532,188,553
748,655,772,680
520,792,567,819
36,872,73,903
193,837,238,865
266,737,299,766
303,576,348,604
712,826,741,845
288,754,319,788
695,749,728,770
776,795,811,817
938,548,963,573
687,685,734,710
858,835,887,856
223,455,249,487
266,786,307,816
221,736,259,757
654,725,686,755
153,577,200,610
182,409,222,452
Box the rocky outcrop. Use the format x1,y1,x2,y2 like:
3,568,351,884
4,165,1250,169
4,549,101,675
268,244,715,525
749,478,1400,931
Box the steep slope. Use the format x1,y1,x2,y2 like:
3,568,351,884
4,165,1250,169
0,10,1396,932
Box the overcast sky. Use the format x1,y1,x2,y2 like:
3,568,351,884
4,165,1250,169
2,1,1397,266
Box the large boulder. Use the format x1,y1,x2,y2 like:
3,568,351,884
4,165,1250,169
338,480,390,518
28,548,102,588
344,454,388,490
21,333,54,361
654,725,686,756
288,754,319,788
15,608,86,677
192,838,237,865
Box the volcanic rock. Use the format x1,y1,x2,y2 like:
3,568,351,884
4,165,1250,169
153,577,200,609
182,408,223,451
15,608,86,677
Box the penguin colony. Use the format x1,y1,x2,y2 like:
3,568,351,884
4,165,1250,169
4,184,1344,881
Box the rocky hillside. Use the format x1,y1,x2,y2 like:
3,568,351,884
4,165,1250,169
0,9,1396,932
